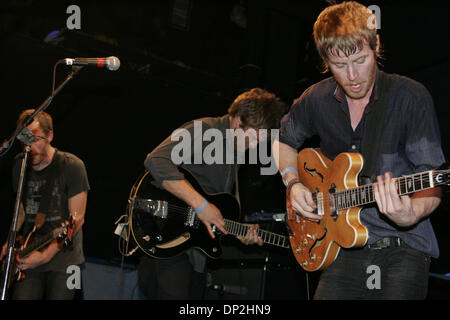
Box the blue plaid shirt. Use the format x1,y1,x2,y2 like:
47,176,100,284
280,69,445,257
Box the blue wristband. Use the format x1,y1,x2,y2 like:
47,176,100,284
281,166,297,178
281,166,298,186
194,198,208,214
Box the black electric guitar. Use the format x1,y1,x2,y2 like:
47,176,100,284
127,169,289,259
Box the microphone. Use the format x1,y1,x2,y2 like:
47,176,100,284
63,56,120,71
17,127,36,145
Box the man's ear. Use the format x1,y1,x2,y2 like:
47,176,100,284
230,115,242,129
376,34,380,53
47,130,54,143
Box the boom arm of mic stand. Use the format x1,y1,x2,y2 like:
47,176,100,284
0,66,83,300
23,66,83,127
0,66,83,158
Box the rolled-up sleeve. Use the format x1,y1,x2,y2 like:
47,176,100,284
144,120,205,188
279,88,315,150
144,136,187,188
404,84,446,172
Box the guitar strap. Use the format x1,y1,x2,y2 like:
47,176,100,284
35,150,61,231
359,71,391,185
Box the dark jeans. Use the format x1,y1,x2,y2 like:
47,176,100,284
137,254,206,300
314,244,431,300
12,270,76,300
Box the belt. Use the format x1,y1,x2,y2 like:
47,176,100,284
367,237,406,250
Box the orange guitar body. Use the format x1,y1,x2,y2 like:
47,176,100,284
287,148,369,272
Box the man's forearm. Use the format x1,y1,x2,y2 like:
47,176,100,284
162,179,205,209
273,140,300,185
411,188,442,222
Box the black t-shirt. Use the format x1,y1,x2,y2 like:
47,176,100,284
12,149,90,271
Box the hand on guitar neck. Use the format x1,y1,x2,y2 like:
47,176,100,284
288,171,442,228
161,177,263,246
1,217,75,275
282,148,448,271
373,172,442,227
237,224,263,246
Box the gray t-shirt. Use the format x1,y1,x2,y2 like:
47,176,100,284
13,149,90,272
144,115,239,272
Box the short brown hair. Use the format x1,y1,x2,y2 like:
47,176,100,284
227,88,286,129
17,109,53,136
313,1,380,72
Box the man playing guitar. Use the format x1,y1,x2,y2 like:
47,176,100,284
138,88,286,299
274,1,445,299
1,109,89,300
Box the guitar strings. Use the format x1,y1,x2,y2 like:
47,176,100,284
225,219,289,248
150,202,289,248
331,171,440,211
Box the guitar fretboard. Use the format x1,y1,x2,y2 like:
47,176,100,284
224,219,289,248
19,233,56,258
334,170,438,211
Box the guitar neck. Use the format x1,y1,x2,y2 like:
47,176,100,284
224,219,289,248
19,233,56,258
334,170,447,211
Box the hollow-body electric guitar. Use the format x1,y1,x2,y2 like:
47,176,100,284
128,169,289,259
287,148,450,272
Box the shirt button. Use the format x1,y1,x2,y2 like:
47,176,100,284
351,144,356,150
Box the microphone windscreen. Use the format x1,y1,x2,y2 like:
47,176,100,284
106,56,120,71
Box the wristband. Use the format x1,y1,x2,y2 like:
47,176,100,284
281,166,298,186
286,178,302,198
194,198,208,214
281,166,297,178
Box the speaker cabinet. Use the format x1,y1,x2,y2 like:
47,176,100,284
204,238,314,300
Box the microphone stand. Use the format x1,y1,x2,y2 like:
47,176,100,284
0,65,83,300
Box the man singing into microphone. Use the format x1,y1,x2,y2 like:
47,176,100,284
0,109,90,300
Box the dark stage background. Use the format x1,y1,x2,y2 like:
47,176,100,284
0,0,449,299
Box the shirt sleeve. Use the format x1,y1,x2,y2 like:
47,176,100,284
279,87,315,150
144,120,209,188
403,83,446,172
64,155,90,198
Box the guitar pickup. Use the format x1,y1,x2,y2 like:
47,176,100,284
185,207,196,227
131,198,168,218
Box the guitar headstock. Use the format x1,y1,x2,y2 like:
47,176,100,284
54,217,76,248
